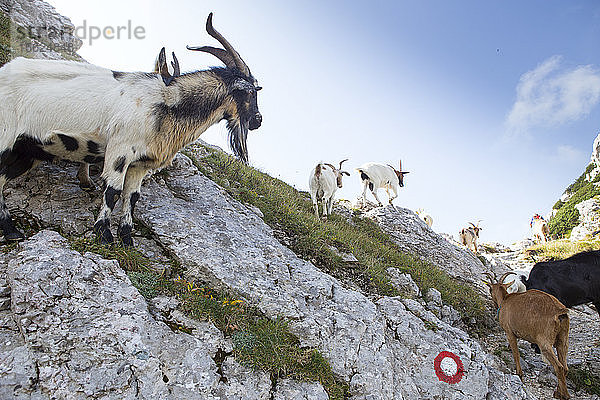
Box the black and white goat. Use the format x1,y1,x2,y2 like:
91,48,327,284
355,161,409,206
0,13,262,246
459,221,482,254
309,159,349,219
75,47,182,192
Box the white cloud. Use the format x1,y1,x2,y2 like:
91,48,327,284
506,55,600,134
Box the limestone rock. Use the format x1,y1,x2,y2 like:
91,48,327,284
570,198,600,240
0,230,274,399
133,152,531,399
362,205,489,292
0,0,83,60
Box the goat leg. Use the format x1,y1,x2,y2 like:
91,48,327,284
506,332,523,378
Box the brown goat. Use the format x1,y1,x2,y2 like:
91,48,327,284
484,272,570,400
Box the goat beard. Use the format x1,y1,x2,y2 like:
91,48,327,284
227,119,249,163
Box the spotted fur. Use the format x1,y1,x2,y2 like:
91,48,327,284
0,14,261,245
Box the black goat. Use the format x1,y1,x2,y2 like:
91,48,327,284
520,250,600,316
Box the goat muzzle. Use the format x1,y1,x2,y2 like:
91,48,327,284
249,113,262,130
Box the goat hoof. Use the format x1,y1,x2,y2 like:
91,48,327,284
93,223,114,245
117,225,134,247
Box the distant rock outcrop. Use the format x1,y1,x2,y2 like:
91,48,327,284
0,0,83,60
361,205,490,292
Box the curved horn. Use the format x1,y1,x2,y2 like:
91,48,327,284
187,13,251,78
323,163,337,170
399,160,402,172
339,159,348,170
498,271,518,284
186,45,237,69
484,271,497,283
171,52,180,77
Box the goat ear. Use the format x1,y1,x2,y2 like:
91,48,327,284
157,47,175,86
482,280,491,286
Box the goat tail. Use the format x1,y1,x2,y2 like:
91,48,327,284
557,312,569,324
555,311,570,335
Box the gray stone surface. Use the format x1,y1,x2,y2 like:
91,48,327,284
361,205,489,292
0,0,83,60
0,231,276,399
5,160,99,237
570,198,600,240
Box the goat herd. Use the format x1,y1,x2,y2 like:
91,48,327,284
0,12,598,400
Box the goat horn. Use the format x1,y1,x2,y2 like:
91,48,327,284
399,160,402,172
323,163,336,170
498,271,518,284
484,271,496,283
187,13,252,79
339,159,348,169
171,52,180,77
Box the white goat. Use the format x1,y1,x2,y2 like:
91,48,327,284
416,208,433,228
459,221,482,253
502,270,529,293
0,14,262,246
309,160,349,219
355,161,409,206
531,215,549,243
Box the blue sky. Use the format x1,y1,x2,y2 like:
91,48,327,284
50,0,600,244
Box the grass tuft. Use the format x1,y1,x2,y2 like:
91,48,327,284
0,10,10,67
527,239,600,261
69,237,153,272
568,364,600,395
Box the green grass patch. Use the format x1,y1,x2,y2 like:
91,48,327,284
0,241,18,254
568,364,600,395
527,239,600,261
69,237,153,272
549,163,600,238
184,144,487,327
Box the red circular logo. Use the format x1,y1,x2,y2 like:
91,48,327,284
434,351,465,384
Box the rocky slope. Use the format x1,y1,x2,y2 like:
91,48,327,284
0,151,531,399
